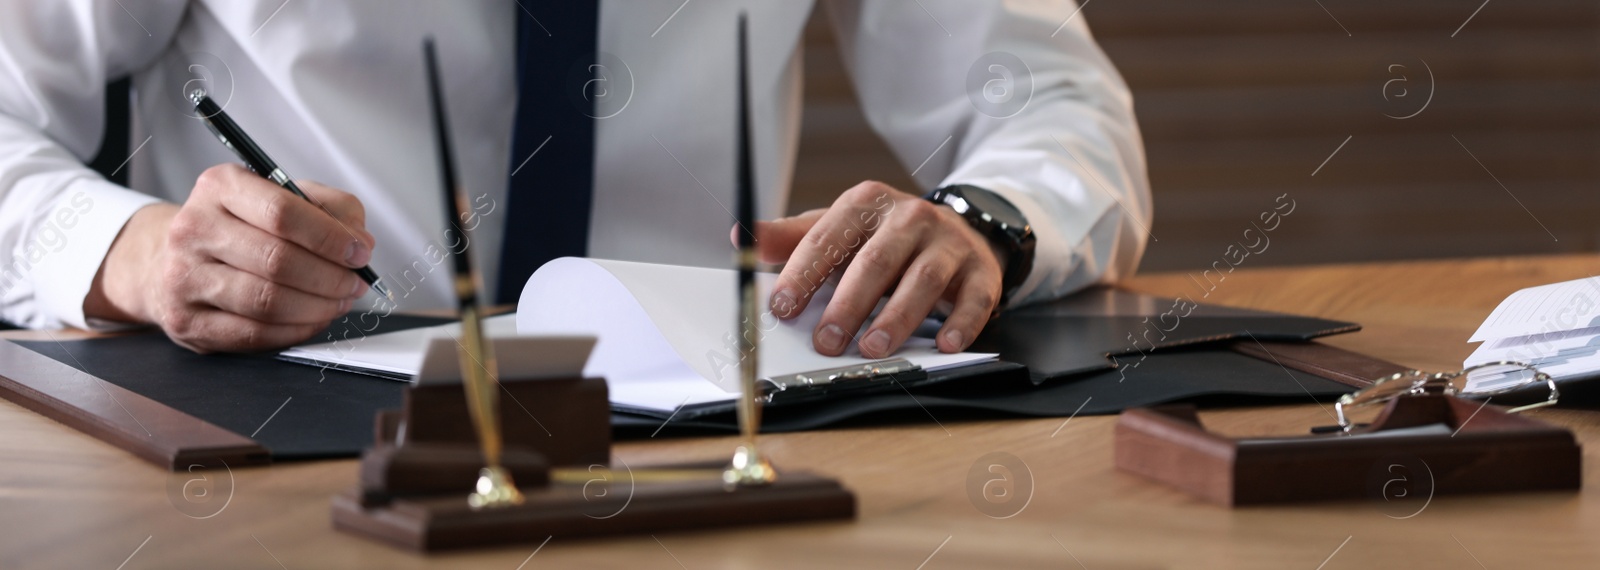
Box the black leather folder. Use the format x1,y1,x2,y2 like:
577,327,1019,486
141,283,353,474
970,288,1360,382
619,288,1384,436
1,287,1386,461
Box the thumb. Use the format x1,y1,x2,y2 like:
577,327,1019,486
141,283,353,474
731,209,824,264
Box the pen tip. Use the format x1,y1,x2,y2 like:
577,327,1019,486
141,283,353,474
374,281,395,302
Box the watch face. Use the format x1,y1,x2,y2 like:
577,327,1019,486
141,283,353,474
957,187,1026,229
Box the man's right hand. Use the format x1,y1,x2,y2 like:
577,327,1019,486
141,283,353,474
86,164,375,353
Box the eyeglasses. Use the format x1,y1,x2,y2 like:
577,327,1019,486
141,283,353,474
1333,361,1559,434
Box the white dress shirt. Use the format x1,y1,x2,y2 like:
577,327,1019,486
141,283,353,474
0,0,1149,330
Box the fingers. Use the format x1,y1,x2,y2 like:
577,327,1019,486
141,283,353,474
160,306,325,354
732,209,825,264
854,253,960,358
772,180,1002,357
155,164,371,353
814,224,924,356
298,180,368,233
198,164,374,269
175,212,368,300
770,183,898,320
936,271,1002,354
183,262,352,325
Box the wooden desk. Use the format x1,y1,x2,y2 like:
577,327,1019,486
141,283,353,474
3,255,1598,569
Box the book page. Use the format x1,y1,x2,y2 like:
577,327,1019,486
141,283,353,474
1468,276,1600,342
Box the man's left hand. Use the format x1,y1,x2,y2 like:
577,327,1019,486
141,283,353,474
732,181,1004,358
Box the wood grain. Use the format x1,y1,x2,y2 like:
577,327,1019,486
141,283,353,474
4,255,1600,568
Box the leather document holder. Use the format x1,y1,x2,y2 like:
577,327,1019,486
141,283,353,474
3,288,1385,464
619,287,1387,435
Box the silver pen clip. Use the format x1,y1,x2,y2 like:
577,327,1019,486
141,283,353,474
757,357,921,400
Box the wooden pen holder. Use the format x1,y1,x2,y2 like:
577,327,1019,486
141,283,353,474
1113,395,1581,506
333,375,856,551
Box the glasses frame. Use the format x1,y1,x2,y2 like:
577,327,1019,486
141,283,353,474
1334,360,1559,434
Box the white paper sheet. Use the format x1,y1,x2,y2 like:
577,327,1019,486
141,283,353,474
1468,277,1600,342
515,258,995,412
281,314,521,377
1464,276,1600,393
280,258,996,413
1467,320,1600,360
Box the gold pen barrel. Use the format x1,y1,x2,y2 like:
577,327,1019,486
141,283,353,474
456,303,502,466
737,251,761,445
723,249,776,488
458,301,525,508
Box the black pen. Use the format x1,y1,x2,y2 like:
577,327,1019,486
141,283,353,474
188,89,394,301
724,12,777,487
421,37,524,506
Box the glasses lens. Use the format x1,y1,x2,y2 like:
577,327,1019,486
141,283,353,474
1342,371,1426,409
1337,371,1427,425
1457,363,1542,397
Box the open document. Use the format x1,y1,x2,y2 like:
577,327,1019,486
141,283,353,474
281,258,995,413
1465,276,1600,391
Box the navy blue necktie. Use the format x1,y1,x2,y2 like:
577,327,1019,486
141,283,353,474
496,2,599,304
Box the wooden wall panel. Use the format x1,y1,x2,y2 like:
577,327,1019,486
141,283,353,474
789,1,1600,271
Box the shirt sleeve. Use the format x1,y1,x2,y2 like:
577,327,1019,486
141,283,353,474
0,0,186,329
822,0,1151,308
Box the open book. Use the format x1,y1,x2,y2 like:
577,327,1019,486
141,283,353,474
280,258,995,414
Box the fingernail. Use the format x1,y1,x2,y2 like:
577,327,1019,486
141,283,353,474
338,298,353,314
345,240,371,267
771,288,798,318
943,329,965,352
349,279,365,298
817,324,847,354
861,329,890,357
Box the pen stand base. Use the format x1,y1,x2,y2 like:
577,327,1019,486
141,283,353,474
353,442,552,507
332,462,857,551
334,376,855,551
394,377,613,467
1113,396,1581,506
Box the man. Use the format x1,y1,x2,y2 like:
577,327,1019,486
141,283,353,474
0,0,1149,357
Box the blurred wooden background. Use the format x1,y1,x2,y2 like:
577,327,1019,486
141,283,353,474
789,0,1600,272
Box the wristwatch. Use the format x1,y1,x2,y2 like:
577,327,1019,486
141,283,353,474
925,184,1036,307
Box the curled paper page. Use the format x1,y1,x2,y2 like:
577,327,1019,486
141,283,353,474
1469,276,1600,342
515,258,993,413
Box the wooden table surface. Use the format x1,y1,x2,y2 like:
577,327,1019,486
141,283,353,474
4,255,1600,569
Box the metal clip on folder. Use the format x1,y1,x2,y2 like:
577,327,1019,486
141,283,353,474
757,358,927,405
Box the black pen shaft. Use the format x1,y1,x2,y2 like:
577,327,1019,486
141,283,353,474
734,11,764,451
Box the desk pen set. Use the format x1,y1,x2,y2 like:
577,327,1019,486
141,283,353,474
332,19,854,551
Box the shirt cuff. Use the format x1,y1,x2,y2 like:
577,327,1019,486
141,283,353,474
29,178,161,330
936,177,1066,310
